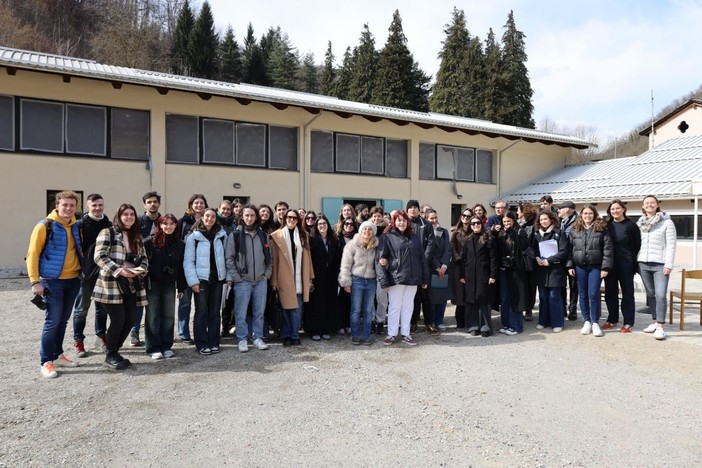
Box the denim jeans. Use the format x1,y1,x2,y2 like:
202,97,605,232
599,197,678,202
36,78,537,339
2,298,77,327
40,277,81,365
193,280,222,350
538,286,564,328
638,262,669,323
500,269,523,332
234,278,268,341
604,258,636,326
350,276,376,340
145,280,176,354
575,265,602,323
281,294,303,340
178,287,193,340
433,303,447,327
131,307,144,337
72,279,107,341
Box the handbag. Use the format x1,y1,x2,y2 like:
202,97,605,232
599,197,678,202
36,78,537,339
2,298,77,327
431,273,449,289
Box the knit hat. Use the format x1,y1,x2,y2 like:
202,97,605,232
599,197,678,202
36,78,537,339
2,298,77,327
358,220,377,236
406,199,420,210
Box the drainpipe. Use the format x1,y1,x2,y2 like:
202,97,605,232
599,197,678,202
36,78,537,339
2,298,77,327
497,138,522,199
302,111,322,209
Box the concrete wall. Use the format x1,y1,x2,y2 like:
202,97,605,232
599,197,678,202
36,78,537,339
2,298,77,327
649,104,702,148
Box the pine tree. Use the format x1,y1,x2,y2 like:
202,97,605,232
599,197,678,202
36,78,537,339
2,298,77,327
482,27,507,123
170,0,194,75
241,23,268,85
500,10,535,128
464,35,486,118
218,25,241,83
299,53,319,93
319,41,336,96
348,24,377,103
429,8,470,115
334,46,354,99
410,62,432,112
266,29,299,90
188,1,218,79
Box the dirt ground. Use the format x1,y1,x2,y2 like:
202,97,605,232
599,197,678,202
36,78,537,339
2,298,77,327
1,276,701,467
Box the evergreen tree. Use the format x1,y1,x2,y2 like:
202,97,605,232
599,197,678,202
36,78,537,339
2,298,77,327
334,46,354,99
170,0,194,75
410,61,432,112
267,29,299,90
241,23,268,85
482,27,508,123
372,10,427,111
348,24,378,103
299,53,319,93
319,41,336,96
218,25,241,83
429,8,470,115
464,35,486,118
188,1,218,79
500,10,535,128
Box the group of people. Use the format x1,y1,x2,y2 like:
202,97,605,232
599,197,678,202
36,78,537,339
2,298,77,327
27,190,677,378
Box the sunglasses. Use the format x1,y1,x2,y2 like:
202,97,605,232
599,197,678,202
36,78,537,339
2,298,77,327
286,216,298,221
306,216,316,220
461,214,470,218
344,222,355,227
317,221,328,226
470,221,482,226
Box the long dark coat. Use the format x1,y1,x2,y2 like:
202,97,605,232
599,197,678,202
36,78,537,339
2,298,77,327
496,227,529,312
304,235,342,334
449,229,468,305
460,234,498,305
531,227,568,288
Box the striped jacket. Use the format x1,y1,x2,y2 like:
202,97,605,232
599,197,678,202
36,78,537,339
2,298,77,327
91,227,148,306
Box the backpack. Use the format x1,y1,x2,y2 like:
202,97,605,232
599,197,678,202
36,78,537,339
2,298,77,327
81,228,114,285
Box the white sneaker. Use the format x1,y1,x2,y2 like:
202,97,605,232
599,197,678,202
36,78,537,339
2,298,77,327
253,338,270,350
553,327,563,333
238,340,249,353
94,335,107,352
592,323,603,337
654,327,666,340
163,350,175,358
643,323,657,333
437,324,447,331
498,327,507,334
150,352,164,360
54,354,79,368
505,328,518,336
535,324,545,330
41,362,57,379
580,321,592,335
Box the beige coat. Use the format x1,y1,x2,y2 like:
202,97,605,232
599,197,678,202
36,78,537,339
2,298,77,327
270,229,314,309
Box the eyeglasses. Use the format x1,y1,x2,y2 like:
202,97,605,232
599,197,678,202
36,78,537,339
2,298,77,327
461,214,470,219
470,221,482,226
344,222,355,227
306,216,316,220
286,216,298,221
317,222,328,226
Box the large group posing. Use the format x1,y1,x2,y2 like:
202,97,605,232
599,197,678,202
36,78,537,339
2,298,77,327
27,190,677,378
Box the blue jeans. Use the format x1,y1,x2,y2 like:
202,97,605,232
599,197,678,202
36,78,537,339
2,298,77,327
178,288,193,340
350,276,376,340
145,280,176,354
575,265,602,323
538,286,564,328
500,269,523,332
131,307,144,337
638,262,669,323
604,258,636,326
433,303,447,327
72,280,107,340
40,278,80,364
193,280,222,350
281,294,303,340
234,279,268,341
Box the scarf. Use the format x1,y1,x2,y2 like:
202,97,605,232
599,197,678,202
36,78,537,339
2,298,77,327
637,212,663,233
538,225,554,237
282,227,303,294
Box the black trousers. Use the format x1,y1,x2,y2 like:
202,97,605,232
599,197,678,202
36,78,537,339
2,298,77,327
561,273,578,315
411,285,433,326
103,291,137,355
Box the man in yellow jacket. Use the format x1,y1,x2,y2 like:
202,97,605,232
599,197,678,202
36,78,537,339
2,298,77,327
26,190,83,378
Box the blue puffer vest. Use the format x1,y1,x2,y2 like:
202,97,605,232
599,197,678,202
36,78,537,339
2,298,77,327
39,220,83,279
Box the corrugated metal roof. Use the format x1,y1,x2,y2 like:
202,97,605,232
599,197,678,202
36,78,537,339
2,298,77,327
501,136,702,203
0,46,591,149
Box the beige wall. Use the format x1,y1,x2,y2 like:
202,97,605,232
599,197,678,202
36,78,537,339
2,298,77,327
649,104,702,149
0,68,572,273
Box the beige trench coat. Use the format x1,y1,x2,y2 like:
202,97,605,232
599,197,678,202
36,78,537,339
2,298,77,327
269,229,314,309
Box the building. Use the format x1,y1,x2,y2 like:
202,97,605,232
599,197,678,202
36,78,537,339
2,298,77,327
0,46,589,275
640,98,702,149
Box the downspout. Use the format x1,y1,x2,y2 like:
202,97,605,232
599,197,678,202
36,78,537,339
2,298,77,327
302,111,323,209
497,138,522,198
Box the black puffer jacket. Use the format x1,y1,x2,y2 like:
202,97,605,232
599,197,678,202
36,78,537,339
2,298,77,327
531,227,568,288
145,237,186,293
567,227,613,270
375,228,429,288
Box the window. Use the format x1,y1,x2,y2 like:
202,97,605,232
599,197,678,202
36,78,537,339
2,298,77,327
361,136,383,175
166,114,199,163
311,131,407,178
670,215,702,240
236,123,266,167
421,143,493,183
419,143,435,179
203,119,234,164
385,139,407,178
20,99,64,153
456,147,475,182
0,95,13,151
66,104,106,156
46,190,84,216
269,125,297,170
111,108,149,160
311,131,334,172
336,134,360,173
436,145,455,179
476,149,493,183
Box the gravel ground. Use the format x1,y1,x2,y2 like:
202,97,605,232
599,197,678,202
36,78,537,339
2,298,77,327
1,276,701,467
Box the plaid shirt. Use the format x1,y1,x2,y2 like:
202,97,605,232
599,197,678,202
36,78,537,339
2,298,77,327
91,227,148,306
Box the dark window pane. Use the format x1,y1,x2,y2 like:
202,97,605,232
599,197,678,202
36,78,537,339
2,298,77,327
269,125,297,170
311,130,333,172
166,114,198,163
385,138,408,178
111,108,150,160
361,136,383,175
419,142,435,180
66,104,106,156
436,145,455,179
203,119,234,164
236,123,265,167
20,99,63,153
0,95,13,151
456,147,475,181
336,133,360,173
476,149,493,183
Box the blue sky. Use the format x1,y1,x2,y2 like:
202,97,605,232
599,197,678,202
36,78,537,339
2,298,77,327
206,0,702,145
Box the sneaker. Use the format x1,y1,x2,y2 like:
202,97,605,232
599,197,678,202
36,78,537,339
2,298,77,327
210,347,220,354
620,325,632,334
481,330,492,337
311,335,321,341
351,337,362,345
361,338,372,346
567,312,578,321
469,330,481,336
654,327,666,340
41,362,57,378
94,334,107,352
54,354,79,368
505,328,518,336
602,322,615,330
238,340,249,353
553,327,563,333
292,339,302,346
426,325,440,336
345,327,351,334
253,338,270,350
150,352,164,360
180,337,194,345
103,355,128,370
383,336,394,346
115,354,131,366
535,324,545,330
643,323,657,333
580,321,592,335
163,350,175,358
321,334,332,340
498,327,507,334
130,332,143,347
75,340,87,358
592,323,604,337
401,335,417,346
283,338,293,347
437,324,447,331
199,348,212,355
337,328,345,335
524,310,533,321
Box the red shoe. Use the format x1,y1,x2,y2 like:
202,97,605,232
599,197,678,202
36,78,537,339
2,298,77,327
75,340,87,358
620,325,632,333
602,322,615,330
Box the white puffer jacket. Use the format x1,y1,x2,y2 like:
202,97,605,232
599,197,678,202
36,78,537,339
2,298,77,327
637,212,676,269
338,233,378,287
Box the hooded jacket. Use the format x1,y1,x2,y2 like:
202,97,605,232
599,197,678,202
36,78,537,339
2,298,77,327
338,233,378,287
637,212,676,269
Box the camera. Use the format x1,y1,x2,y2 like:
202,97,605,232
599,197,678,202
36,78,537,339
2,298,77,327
126,253,143,267
31,294,47,310
500,256,514,269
